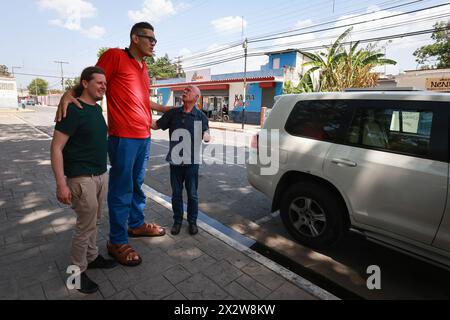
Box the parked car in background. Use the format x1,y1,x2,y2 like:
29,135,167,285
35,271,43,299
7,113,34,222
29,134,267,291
247,90,450,268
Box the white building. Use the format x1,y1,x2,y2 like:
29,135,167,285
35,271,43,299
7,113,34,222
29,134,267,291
395,68,450,92
0,76,18,109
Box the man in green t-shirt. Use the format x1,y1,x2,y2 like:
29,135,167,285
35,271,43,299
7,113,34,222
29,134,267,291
51,66,117,294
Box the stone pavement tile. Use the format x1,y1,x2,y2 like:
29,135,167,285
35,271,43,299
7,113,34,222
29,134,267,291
235,274,271,299
85,268,108,285
66,290,104,300
105,267,137,293
225,251,252,270
39,241,69,262
0,241,38,257
203,260,243,287
0,277,19,300
163,291,186,300
42,276,70,300
265,282,317,300
166,245,204,263
139,234,177,251
163,265,192,285
181,254,217,275
54,253,72,272
176,273,228,300
98,280,117,299
19,283,46,300
224,281,259,300
241,262,285,291
3,233,23,246
110,289,137,300
196,238,236,261
123,249,177,282
131,274,177,300
0,246,41,266
16,262,60,289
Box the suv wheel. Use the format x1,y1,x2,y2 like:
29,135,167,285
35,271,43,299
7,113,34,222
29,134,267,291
280,181,348,249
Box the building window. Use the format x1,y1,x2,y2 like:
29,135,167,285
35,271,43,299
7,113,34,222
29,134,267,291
273,58,280,70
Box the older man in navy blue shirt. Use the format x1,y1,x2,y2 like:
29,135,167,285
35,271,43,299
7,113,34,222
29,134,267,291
152,85,210,235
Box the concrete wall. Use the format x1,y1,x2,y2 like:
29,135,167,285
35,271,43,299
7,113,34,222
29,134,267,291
0,77,18,109
396,69,450,92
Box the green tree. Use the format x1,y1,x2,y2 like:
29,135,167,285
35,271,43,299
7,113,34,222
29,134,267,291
97,47,110,59
147,54,179,79
28,78,48,96
0,65,10,77
288,27,396,93
65,77,80,90
413,21,450,69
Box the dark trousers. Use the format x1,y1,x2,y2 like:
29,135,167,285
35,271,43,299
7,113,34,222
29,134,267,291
170,164,199,225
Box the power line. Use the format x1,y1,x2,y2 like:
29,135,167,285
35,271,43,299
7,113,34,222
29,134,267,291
182,26,449,70
172,0,427,61
180,9,449,67
248,2,449,43
178,1,440,64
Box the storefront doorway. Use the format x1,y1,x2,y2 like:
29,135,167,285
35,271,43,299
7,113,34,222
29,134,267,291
202,95,229,121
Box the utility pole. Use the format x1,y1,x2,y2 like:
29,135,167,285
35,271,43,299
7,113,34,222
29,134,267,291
54,61,69,91
242,38,248,130
11,66,21,77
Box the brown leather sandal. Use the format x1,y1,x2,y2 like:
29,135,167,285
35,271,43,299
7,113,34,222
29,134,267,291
107,242,142,267
128,223,166,238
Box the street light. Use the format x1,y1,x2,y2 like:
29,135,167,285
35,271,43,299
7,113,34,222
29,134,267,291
242,38,248,130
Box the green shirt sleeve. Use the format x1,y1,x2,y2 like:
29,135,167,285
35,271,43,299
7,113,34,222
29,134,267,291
55,104,80,136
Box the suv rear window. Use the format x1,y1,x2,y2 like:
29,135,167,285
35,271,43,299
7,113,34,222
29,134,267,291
285,100,349,142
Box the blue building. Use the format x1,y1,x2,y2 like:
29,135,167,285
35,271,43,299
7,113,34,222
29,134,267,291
151,49,311,125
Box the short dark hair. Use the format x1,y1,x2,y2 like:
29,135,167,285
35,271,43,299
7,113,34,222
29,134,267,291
130,22,154,40
74,66,105,97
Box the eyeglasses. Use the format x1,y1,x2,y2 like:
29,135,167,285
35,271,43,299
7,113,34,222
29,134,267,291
137,34,158,44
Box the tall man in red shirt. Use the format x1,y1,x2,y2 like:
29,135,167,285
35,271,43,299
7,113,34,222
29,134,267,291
57,22,168,266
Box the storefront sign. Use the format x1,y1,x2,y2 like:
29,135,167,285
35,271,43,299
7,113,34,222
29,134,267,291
186,69,211,82
426,78,450,92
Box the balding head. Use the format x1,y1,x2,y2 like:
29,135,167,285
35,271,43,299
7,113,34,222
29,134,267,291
182,85,201,106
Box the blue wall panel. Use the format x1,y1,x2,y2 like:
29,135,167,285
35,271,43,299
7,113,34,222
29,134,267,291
268,51,297,70
157,88,171,106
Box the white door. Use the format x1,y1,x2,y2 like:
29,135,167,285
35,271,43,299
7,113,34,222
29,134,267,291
324,101,448,244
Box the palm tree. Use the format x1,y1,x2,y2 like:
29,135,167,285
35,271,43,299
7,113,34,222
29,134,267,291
297,27,396,92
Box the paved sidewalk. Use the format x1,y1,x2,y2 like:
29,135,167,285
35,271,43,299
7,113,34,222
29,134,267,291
152,113,261,134
0,113,328,300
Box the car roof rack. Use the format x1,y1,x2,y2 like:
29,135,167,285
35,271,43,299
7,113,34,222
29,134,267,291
344,87,422,92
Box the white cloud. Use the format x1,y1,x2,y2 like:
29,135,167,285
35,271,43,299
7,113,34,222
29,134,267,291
295,19,314,29
211,16,247,34
82,26,106,39
179,48,192,58
128,0,178,23
38,0,105,38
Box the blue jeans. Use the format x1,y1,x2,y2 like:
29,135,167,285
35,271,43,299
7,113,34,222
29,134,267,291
170,164,199,225
107,137,151,244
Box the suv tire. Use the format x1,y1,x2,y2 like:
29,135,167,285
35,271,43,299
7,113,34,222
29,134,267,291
280,181,348,249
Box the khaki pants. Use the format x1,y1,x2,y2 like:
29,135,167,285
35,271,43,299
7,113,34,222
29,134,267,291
67,173,108,272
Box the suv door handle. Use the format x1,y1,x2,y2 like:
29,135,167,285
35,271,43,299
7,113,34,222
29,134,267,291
331,158,357,167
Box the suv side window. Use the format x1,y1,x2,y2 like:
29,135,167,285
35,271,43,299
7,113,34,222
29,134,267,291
346,103,433,158
285,100,349,142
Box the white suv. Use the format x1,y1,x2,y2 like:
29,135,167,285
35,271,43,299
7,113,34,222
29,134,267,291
247,91,450,268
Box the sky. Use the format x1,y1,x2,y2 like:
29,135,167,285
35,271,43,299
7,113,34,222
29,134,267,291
1,0,449,90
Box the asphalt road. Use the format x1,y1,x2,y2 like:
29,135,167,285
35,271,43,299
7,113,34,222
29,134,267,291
16,106,450,299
